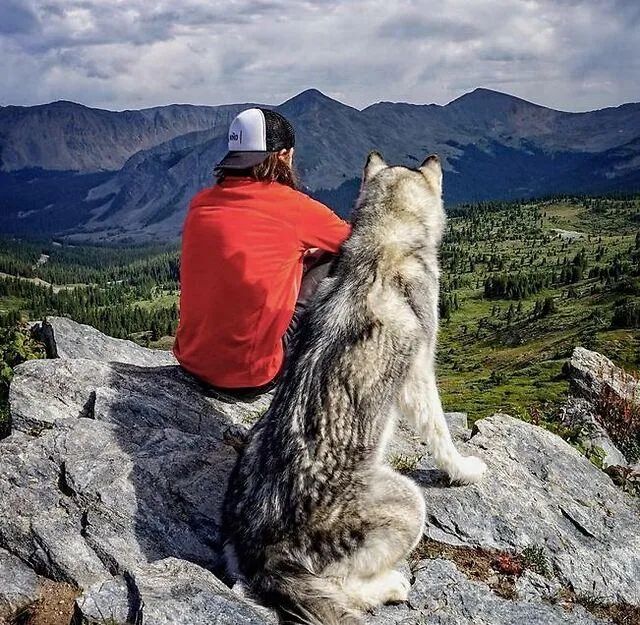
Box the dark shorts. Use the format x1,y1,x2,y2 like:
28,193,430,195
203,250,334,402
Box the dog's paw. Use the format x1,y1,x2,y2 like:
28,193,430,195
382,570,411,604
449,455,487,485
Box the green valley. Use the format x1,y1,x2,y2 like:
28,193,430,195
0,195,638,429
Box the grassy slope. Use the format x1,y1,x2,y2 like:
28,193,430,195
437,197,640,423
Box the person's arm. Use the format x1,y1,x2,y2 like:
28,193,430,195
296,195,351,253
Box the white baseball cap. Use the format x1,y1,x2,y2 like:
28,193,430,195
217,107,296,169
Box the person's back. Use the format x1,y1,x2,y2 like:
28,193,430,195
174,108,350,390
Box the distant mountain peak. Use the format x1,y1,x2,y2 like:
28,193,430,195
280,88,358,114
289,88,333,102
448,87,547,111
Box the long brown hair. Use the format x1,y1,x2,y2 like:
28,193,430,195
215,152,298,189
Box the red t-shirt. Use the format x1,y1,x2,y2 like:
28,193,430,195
173,177,351,388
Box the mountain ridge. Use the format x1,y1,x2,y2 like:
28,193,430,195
7,86,639,116
0,87,639,242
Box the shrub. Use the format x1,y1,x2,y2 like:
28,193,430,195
595,383,640,463
520,545,551,578
0,323,45,438
611,300,640,329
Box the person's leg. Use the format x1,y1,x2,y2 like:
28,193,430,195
283,250,335,350
200,378,278,403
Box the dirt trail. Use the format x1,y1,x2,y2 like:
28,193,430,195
0,273,82,294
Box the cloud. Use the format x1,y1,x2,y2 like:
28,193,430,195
0,0,39,35
378,15,480,42
0,0,638,112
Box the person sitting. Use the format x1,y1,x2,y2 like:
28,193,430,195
173,107,351,399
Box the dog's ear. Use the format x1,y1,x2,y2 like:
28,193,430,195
363,151,387,181
419,154,442,193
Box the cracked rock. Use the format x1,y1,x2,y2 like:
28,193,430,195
369,558,608,625
559,397,628,468
1,318,639,624
0,548,40,619
567,346,640,405
74,559,275,625
560,346,640,466
416,414,640,605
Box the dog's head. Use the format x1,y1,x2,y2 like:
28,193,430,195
354,151,446,247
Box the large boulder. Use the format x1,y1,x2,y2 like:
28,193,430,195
566,347,640,404
31,317,178,365
560,347,640,466
0,318,638,624
417,414,640,604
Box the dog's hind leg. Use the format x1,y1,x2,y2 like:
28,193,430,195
399,345,487,484
323,467,424,610
338,569,411,609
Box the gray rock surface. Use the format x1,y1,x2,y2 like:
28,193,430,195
560,346,640,466
75,558,274,625
0,548,40,619
1,318,639,624
559,397,627,467
31,316,177,366
74,575,131,624
9,358,269,436
369,559,607,625
567,346,639,405
417,414,640,605
1,385,242,586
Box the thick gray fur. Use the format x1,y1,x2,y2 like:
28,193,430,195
222,152,487,624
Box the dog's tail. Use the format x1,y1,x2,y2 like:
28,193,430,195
253,568,363,625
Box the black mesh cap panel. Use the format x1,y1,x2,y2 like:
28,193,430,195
260,108,295,151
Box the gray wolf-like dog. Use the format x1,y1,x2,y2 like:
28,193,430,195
222,152,487,624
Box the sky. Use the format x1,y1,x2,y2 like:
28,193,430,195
1,0,639,112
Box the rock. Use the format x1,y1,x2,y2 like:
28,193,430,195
0,413,236,588
443,411,468,432
369,559,607,625
31,316,177,366
9,357,270,435
559,397,628,467
514,569,565,603
561,346,640,465
1,318,639,624
566,346,639,405
416,414,640,605
0,548,40,619
73,575,131,624
75,558,275,625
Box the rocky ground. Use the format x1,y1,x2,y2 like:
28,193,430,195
0,317,638,625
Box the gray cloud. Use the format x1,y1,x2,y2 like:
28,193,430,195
378,16,480,41
0,0,638,112
0,0,39,35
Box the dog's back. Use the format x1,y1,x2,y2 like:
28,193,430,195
222,153,450,623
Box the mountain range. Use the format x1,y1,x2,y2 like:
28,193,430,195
1,88,639,243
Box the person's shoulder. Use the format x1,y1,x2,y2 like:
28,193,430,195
276,184,329,210
189,184,220,208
